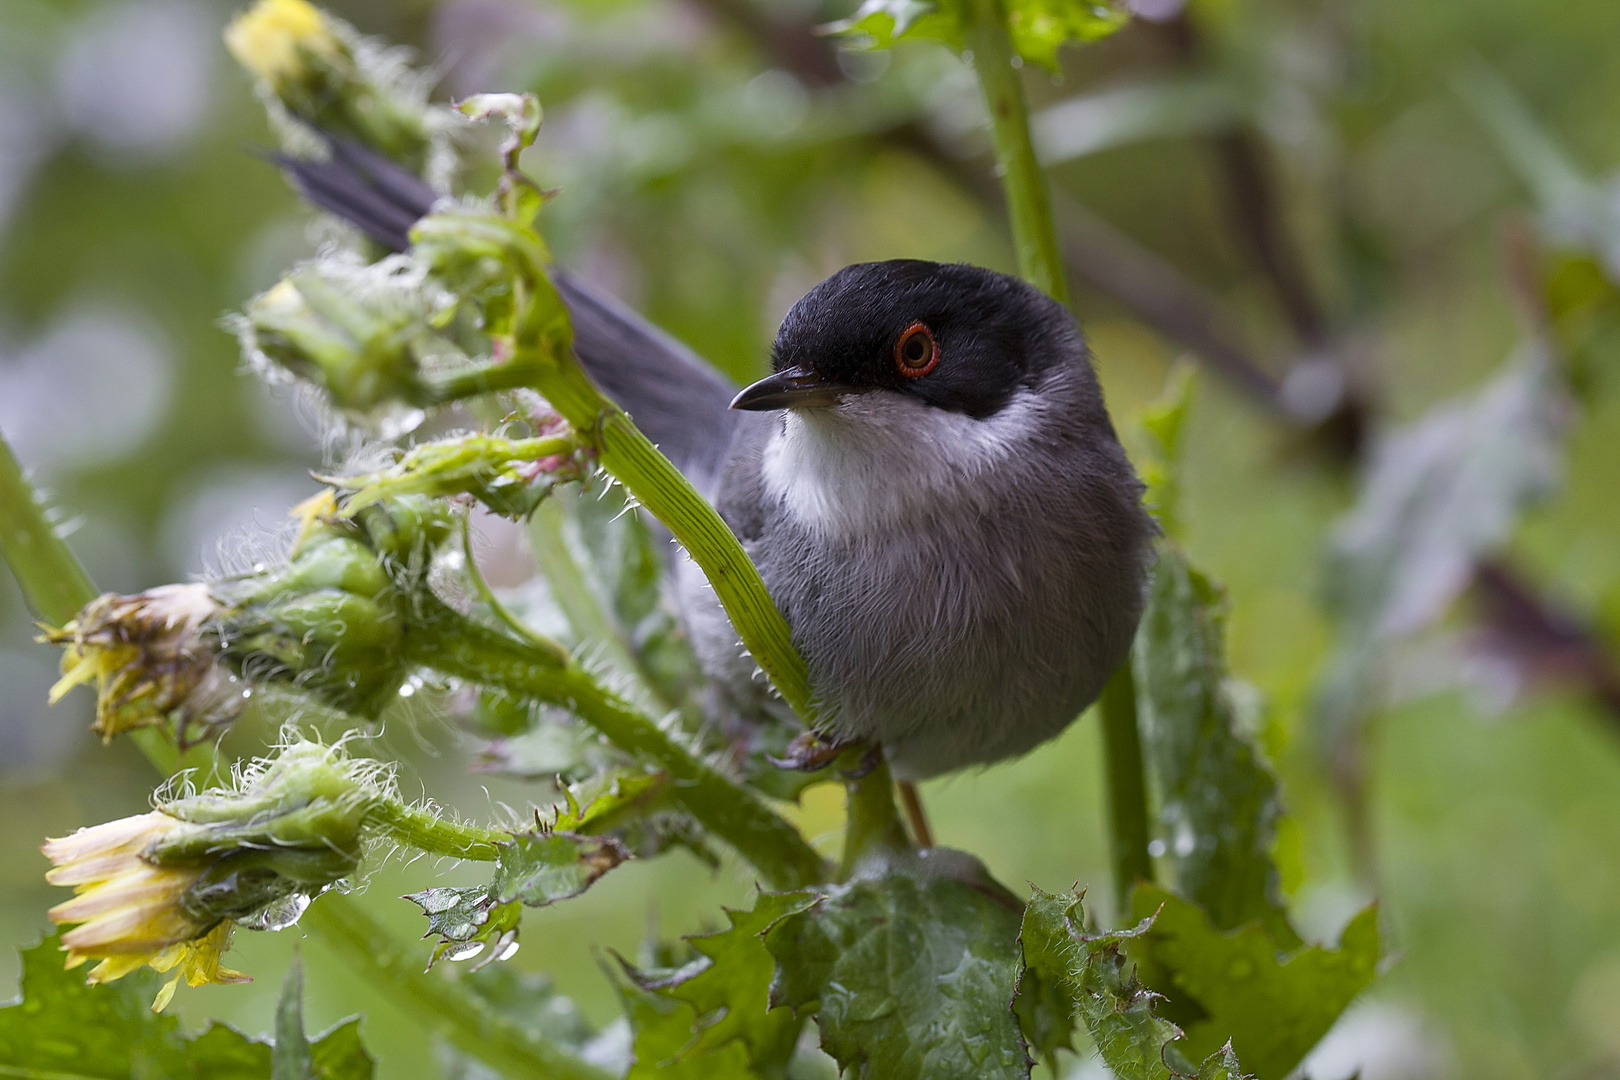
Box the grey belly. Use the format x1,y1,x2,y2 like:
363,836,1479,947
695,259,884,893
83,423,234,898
680,508,1144,781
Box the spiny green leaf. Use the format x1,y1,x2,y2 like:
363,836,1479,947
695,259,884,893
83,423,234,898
764,849,1029,1080
1017,888,1188,1080
0,935,372,1079
494,829,630,907
402,886,523,971
309,1018,376,1080
1196,1042,1251,1080
0,934,258,1078
1134,546,1299,948
1129,886,1379,1080
626,891,819,1077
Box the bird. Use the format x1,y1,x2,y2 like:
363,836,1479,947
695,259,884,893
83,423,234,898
271,138,1156,784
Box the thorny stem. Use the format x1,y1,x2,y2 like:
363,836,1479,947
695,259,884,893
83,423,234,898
408,597,831,890
964,0,1070,305
0,431,198,778
0,433,595,1076
1099,663,1154,916
369,799,508,861
303,893,611,1080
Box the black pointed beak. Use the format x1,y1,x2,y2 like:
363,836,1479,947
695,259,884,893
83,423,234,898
729,366,863,411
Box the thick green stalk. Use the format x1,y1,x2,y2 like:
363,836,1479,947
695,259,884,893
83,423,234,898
1099,663,1154,914
964,0,1071,304
303,893,611,1080
0,432,190,775
0,436,96,627
839,761,908,880
369,799,507,861
518,348,816,722
408,598,830,889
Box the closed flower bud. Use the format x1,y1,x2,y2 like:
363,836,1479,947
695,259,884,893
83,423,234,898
212,527,411,717
43,740,387,1008
44,584,244,747
224,0,430,162
236,259,450,428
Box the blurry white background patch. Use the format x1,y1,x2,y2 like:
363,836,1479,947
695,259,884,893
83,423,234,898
55,0,218,163
0,302,174,472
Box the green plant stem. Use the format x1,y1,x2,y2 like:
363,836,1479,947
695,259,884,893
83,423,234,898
840,760,909,880
517,348,816,722
0,437,96,627
964,0,1070,305
1099,662,1154,915
303,893,611,1080
409,598,830,889
369,799,508,860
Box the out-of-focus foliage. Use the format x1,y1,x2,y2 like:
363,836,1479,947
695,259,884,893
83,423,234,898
4,0,1620,1077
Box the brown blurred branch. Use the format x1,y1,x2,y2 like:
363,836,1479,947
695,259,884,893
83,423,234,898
1472,561,1620,723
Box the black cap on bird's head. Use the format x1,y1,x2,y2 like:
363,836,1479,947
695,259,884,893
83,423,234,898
729,260,1078,419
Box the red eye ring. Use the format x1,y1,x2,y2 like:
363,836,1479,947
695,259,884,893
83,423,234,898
894,322,939,378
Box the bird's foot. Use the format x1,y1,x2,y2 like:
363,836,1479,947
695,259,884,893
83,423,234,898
769,731,870,773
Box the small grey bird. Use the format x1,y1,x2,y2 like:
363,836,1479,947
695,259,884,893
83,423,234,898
276,144,1156,781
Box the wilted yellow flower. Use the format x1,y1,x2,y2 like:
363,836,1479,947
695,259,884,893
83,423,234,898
45,584,241,747
43,813,248,1009
223,0,346,93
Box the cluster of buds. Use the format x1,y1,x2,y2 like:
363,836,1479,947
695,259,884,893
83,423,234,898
234,256,457,431
46,495,454,745
42,740,387,1007
224,0,434,164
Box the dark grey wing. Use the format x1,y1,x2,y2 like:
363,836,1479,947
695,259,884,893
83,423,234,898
270,138,740,486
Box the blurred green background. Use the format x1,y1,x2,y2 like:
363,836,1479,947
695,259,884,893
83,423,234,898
3,0,1620,1076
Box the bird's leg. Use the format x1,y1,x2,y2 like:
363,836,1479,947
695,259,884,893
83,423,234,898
897,781,934,849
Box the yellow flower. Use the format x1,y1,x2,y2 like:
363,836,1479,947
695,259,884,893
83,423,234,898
42,813,249,1010
223,0,346,92
45,584,240,746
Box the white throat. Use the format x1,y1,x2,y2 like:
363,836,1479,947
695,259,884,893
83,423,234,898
759,387,1045,539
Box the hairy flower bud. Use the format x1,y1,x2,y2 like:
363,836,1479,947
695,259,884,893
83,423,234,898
43,740,388,1008
45,584,244,747
237,259,450,427
224,0,430,162
47,498,455,740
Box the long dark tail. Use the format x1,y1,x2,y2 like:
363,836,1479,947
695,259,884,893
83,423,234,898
272,138,738,486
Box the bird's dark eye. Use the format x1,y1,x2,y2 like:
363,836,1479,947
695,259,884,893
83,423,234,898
893,322,939,378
